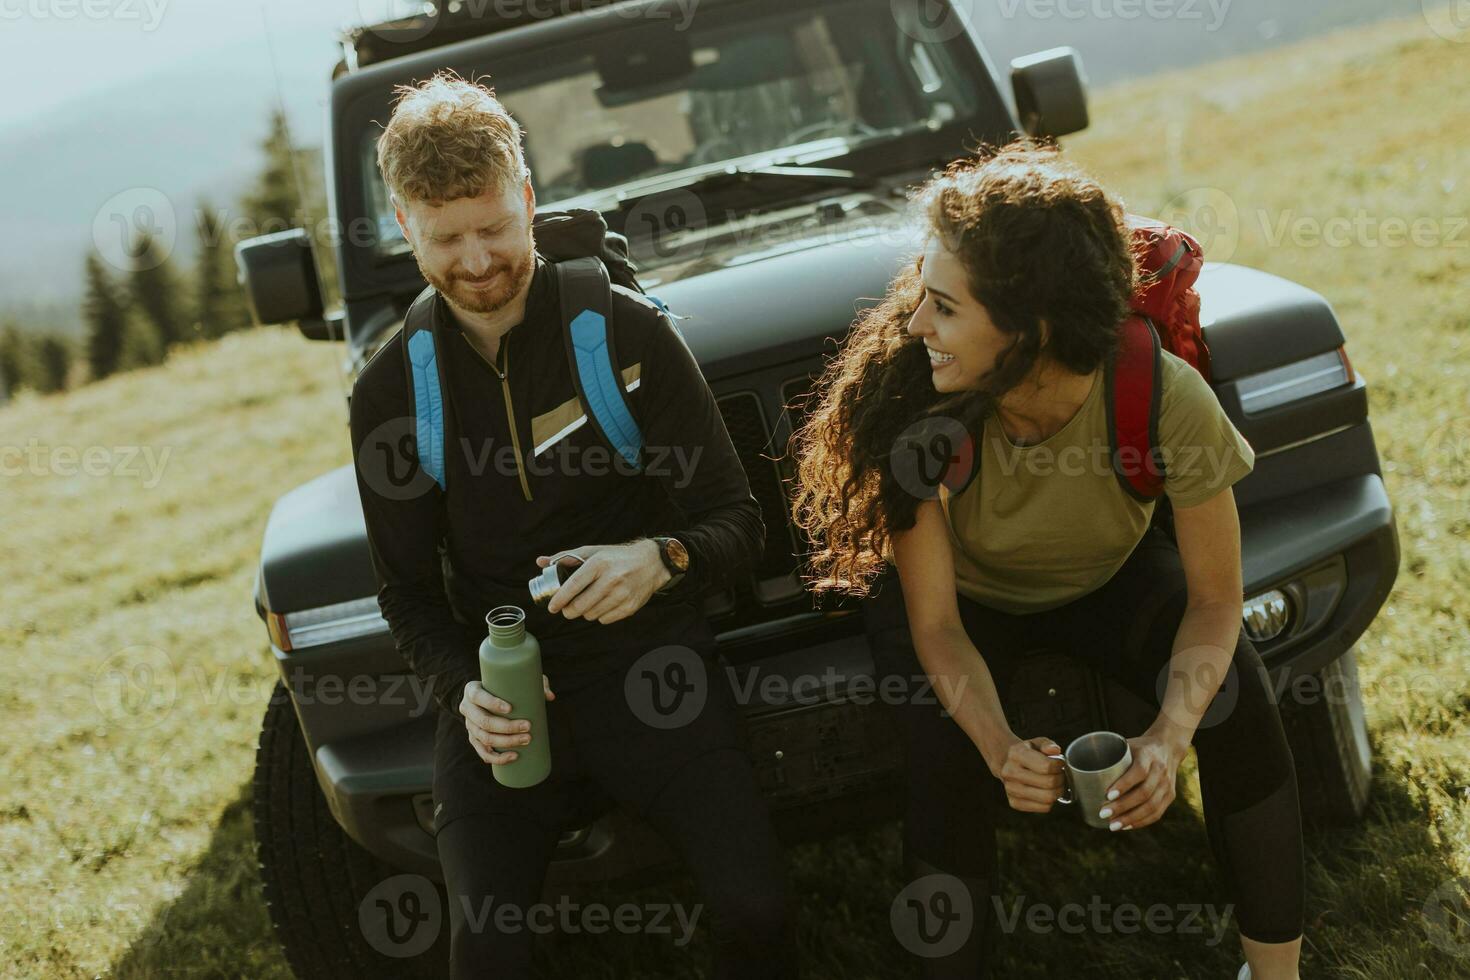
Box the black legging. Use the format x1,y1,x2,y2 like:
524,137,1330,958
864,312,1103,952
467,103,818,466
864,525,1305,974
433,643,797,979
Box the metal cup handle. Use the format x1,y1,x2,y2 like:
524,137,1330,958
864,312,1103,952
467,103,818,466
1045,753,1074,805
545,550,587,569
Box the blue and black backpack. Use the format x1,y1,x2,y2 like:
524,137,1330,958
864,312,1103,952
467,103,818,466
399,207,682,490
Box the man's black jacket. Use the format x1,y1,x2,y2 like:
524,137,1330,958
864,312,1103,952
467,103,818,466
349,251,765,718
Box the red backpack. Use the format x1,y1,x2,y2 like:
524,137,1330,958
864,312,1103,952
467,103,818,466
1107,214,1211,502
934,213,1212,512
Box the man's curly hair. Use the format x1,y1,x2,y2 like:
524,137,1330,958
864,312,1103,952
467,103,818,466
376,68,530,205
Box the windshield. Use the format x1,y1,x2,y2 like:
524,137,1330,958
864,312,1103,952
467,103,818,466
363,0,982,260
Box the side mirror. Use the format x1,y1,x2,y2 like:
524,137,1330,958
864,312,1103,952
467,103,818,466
235,228,325,333
1011,47,1089,138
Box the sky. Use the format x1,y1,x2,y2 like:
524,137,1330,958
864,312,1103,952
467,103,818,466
0,0,409,128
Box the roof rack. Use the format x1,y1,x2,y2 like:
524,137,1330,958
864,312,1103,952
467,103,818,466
338,0,633,71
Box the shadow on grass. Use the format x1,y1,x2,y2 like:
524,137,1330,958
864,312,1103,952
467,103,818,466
106,748,1466,980
109,786,293,980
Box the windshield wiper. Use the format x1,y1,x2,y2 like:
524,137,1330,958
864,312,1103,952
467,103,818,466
678,163,876,193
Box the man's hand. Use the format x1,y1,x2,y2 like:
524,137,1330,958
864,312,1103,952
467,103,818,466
459,677,555,766
534,540,670,624
1099,732,1188,831
999,736,1069,814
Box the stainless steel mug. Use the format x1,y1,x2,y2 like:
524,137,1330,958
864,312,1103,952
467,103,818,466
1046,730,1133,829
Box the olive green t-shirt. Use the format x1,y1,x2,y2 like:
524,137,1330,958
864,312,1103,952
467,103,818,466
940,350,1255,614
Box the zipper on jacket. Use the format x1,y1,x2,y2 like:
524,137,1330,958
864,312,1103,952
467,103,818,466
497,342,534,502
460,332,533,502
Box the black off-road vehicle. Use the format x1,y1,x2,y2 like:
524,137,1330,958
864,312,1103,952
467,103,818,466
236,0,1398,974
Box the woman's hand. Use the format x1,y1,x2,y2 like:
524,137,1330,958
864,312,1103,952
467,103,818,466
1100,733,1189,830
997,736,1069,814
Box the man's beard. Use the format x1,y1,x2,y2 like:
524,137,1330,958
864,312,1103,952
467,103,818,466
422,235,536,315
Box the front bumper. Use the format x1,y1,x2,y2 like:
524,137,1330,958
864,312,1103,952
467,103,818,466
271,472,1397,884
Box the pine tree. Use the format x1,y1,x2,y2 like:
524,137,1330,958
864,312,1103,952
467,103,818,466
84,254,129,381
128,231,186,350
241,108,303,235
35,335,71,393
0,323,31,399
193,200,251,338
119,307,164,370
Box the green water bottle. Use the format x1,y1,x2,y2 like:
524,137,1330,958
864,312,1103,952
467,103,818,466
478,605,551,788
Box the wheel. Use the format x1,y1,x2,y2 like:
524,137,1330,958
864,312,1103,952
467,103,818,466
1277,647,1373,828
252,680,449,978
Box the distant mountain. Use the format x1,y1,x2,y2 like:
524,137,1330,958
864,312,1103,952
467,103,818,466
970,0,1431,97
0,32,335,336
0,0,1435,336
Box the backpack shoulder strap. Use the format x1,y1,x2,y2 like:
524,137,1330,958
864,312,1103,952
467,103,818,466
1105,314,1166,502
553,256,645,472
401,283,448,491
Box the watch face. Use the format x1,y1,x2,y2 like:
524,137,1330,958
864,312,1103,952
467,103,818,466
665,537,690,572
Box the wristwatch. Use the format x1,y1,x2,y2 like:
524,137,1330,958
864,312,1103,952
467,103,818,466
652,536,689,591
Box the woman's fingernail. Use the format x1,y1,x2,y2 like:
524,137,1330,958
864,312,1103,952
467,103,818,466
1109,820,1122,831
1107,789,1119,801
1099,807,1112,819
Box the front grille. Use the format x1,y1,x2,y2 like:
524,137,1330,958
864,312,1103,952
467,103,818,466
717,392,798,580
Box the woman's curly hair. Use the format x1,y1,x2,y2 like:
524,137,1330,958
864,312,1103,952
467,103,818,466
789,139,1137,597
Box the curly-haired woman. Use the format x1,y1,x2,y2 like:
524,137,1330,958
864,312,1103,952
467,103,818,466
790,141,1303,980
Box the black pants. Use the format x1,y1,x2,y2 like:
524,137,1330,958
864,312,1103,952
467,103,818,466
864,525,1305,972
432,636,796,980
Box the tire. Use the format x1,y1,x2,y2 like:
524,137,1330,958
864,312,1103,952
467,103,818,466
253,680,449,979
1278,647,1373,828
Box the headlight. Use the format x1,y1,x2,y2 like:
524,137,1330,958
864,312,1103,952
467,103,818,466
266,596,387,651
1242,589,1291,642
1236,347,1353,414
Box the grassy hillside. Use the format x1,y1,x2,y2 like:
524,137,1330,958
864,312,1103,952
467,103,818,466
2,11,1466,978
